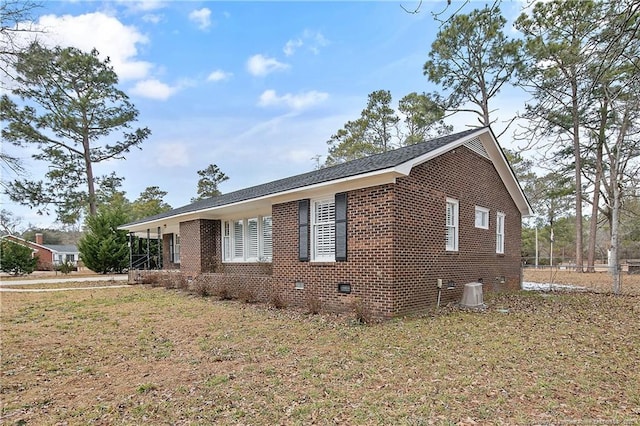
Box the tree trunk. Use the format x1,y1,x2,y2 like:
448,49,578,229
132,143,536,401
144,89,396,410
571,77,584,272
587,103,607,273
610,112,630,294
83,133,97,216
611,178,621,294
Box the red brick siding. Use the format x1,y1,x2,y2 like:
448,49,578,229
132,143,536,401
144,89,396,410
179,219,219,276
162,234,180,270
272,186,396,317
392,146,522,316
161,146,522,319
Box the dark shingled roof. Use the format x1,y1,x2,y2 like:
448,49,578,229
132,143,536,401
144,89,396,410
44,245,78,253
124,128,482,227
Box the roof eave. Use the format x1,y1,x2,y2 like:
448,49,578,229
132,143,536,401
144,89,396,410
120,167,405,233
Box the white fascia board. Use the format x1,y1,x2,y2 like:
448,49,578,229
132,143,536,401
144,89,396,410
395,127,533,217
394,128,488,175
480,132,534,217
121,168,402,233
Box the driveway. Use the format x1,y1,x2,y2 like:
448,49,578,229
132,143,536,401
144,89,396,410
0,275,128,286
0,274,130,292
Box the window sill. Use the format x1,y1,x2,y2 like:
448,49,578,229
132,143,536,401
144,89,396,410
309,261,336,267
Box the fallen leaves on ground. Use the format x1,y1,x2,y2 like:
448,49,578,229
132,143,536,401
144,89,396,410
1,285,639,425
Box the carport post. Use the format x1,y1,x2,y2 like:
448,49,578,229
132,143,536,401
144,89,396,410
128,232,133,270
157,226,162,269
146,229,150,269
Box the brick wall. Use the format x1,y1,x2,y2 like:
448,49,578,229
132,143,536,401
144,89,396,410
179,219,220,276
162,234,180,270
392,146,522,316
272,185,396,317
163,145,522,319
272,145,522,318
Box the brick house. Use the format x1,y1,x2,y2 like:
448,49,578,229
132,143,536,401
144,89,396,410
122,127,532,318
1,234,79,270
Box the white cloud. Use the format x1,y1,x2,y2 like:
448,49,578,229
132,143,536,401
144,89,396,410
117,0,166,12
258,89,328,110
130,79,180,100
142,14,163,24
304,30,329,55
207,69,233,82
282,30,330,57
35,12,152,80
155,143,189,167
283,38,303,56
246,54,289,76
189,8,212,31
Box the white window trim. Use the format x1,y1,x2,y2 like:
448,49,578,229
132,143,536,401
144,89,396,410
475,206,490,229
311,198,336,262
496,212,505,254
173,234,181,264
222,216,272,263
446,198,459,252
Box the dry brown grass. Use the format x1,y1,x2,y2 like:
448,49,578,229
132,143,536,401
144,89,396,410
2,285,639,425
523,268,640,295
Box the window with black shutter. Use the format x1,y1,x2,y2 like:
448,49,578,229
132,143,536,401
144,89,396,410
335,192,347,261
298,199,309,261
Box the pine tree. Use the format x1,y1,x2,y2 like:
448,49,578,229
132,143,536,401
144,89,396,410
0,239,37,275
78,207,129,274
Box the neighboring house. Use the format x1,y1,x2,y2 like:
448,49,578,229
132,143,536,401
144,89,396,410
121,127,533,318
1,234,80,270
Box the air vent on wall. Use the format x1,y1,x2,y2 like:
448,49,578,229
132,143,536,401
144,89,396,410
463,137,490,159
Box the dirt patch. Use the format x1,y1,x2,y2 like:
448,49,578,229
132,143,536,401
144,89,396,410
2,287,639,424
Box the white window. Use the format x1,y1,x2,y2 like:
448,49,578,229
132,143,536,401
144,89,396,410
223,221,231,261
172,235,181,263
168,234,180,263
446,198,459,251
475,206,489,229
222,216,272,262
312,198,335,261
261,216,272,260
496,212,505,254
246,218,259,260
233,220,244,260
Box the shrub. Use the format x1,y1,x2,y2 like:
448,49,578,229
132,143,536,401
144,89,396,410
269,287,287,309
238,286,258,304
141,273,162,286
162,273,187,290
305,291,322,314
191,275,215,297
175,275,189,291
0,240,38,275
213,280,235,300
56,261,75,275
352,298,373,325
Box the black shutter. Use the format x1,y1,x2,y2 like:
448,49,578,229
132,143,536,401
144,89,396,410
335,192,347,261
298,199,310,261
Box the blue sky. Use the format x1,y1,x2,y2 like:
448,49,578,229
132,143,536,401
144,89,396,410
3,0,529,229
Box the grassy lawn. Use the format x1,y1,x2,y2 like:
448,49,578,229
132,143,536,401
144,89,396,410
2,279,639,424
